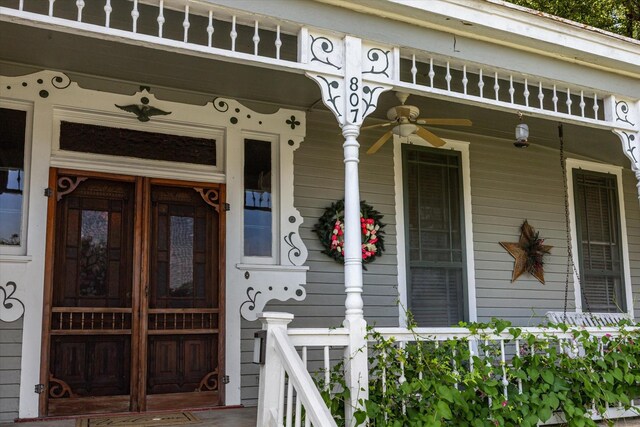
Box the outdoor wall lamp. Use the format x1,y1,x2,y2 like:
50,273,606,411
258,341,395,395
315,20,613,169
514,111,530,148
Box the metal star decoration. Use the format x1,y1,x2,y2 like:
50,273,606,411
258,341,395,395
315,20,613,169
500,221,553,285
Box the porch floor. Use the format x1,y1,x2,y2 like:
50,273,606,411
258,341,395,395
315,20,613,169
0,407,256,427
2,410,640,426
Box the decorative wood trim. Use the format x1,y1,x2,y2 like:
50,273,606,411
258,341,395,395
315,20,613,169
0,281,25,322
55,176,87,201
197,370,219,391
48,373,76,398
194,187,220,211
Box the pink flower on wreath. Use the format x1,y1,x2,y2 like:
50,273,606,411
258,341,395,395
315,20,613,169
502,400,508,407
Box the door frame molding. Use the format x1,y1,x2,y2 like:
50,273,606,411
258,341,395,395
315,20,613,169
40,169,226,415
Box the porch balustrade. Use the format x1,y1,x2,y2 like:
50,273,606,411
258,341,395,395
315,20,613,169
257,312,640,426
2,1,637,136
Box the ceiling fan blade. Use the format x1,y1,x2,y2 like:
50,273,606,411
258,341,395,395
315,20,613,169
415,126,447,147
361,122,394,130
416,118,472,126
367,130,393,154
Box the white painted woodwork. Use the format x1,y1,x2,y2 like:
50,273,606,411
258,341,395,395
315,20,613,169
256,313,338,427
393,138,477,326
546,311,632,326
2,2,636,134
0,70,309,414
565,158,634,316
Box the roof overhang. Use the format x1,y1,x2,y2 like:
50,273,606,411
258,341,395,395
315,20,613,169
312,0,640,80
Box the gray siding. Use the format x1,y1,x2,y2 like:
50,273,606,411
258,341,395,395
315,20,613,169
469,140,575,326
240,112,640,404
0,318,22,423
240,110,400,404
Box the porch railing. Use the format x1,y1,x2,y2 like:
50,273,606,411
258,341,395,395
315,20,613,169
256,313,341,427
2,1,636,134
373,325,640,425
257,313,639,426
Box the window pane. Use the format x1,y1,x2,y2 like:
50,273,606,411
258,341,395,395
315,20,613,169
405,146,465,326
0,108,26,246
169,216,194,297
574,170,625,312
80,210,109,297
244,139,272,257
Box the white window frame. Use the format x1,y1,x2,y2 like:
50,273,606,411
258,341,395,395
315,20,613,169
394,136,477,326
566,158,634,316
0,99,33,257
241,131,280,265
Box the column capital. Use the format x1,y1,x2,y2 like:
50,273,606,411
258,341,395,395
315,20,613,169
302,31,393,128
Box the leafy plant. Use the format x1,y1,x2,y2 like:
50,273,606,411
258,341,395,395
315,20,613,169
318,319,640,426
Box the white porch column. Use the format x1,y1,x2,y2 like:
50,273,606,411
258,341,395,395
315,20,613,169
606,97,640,203
303,30,394,424
340,122,368,423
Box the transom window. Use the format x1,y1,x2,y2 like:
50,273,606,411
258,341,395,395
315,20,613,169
573,169,626,313
403,145,466,326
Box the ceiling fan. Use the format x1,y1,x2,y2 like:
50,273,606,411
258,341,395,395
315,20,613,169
363,92,472,154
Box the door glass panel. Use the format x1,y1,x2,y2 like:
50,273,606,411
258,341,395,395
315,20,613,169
169,216,194,297
80,210,109,297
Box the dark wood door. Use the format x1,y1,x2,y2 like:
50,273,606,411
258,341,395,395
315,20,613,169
47,175,136,415
144,184,224,410
44,172,225,416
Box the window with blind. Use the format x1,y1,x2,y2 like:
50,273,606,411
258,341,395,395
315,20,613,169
403,146,466,326
573,170,626,313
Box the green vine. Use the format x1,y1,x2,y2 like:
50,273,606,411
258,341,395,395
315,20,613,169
317,318,640,427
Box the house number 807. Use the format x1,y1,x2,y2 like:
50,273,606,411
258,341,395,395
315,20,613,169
349,77,359,123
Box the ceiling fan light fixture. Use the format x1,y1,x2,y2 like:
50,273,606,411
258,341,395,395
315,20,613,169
514,113,529,148
393,123,417,137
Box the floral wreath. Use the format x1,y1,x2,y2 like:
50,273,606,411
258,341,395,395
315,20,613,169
314,199,385,266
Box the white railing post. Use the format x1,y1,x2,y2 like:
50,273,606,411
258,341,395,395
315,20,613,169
257,312,294,427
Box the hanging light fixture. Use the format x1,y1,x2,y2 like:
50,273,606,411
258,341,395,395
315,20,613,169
514,111,529,148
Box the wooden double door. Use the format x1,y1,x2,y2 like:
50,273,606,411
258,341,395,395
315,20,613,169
41,170,225,416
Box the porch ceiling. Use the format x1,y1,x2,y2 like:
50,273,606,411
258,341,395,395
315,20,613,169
0,21,627,168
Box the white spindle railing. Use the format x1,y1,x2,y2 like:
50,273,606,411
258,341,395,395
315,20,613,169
2,1,632,131
397,52,611,125
258,314,344,427
372,325,639,425
4,0,298,65
258,312,638,426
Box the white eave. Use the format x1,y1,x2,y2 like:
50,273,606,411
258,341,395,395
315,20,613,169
314,0,640,79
